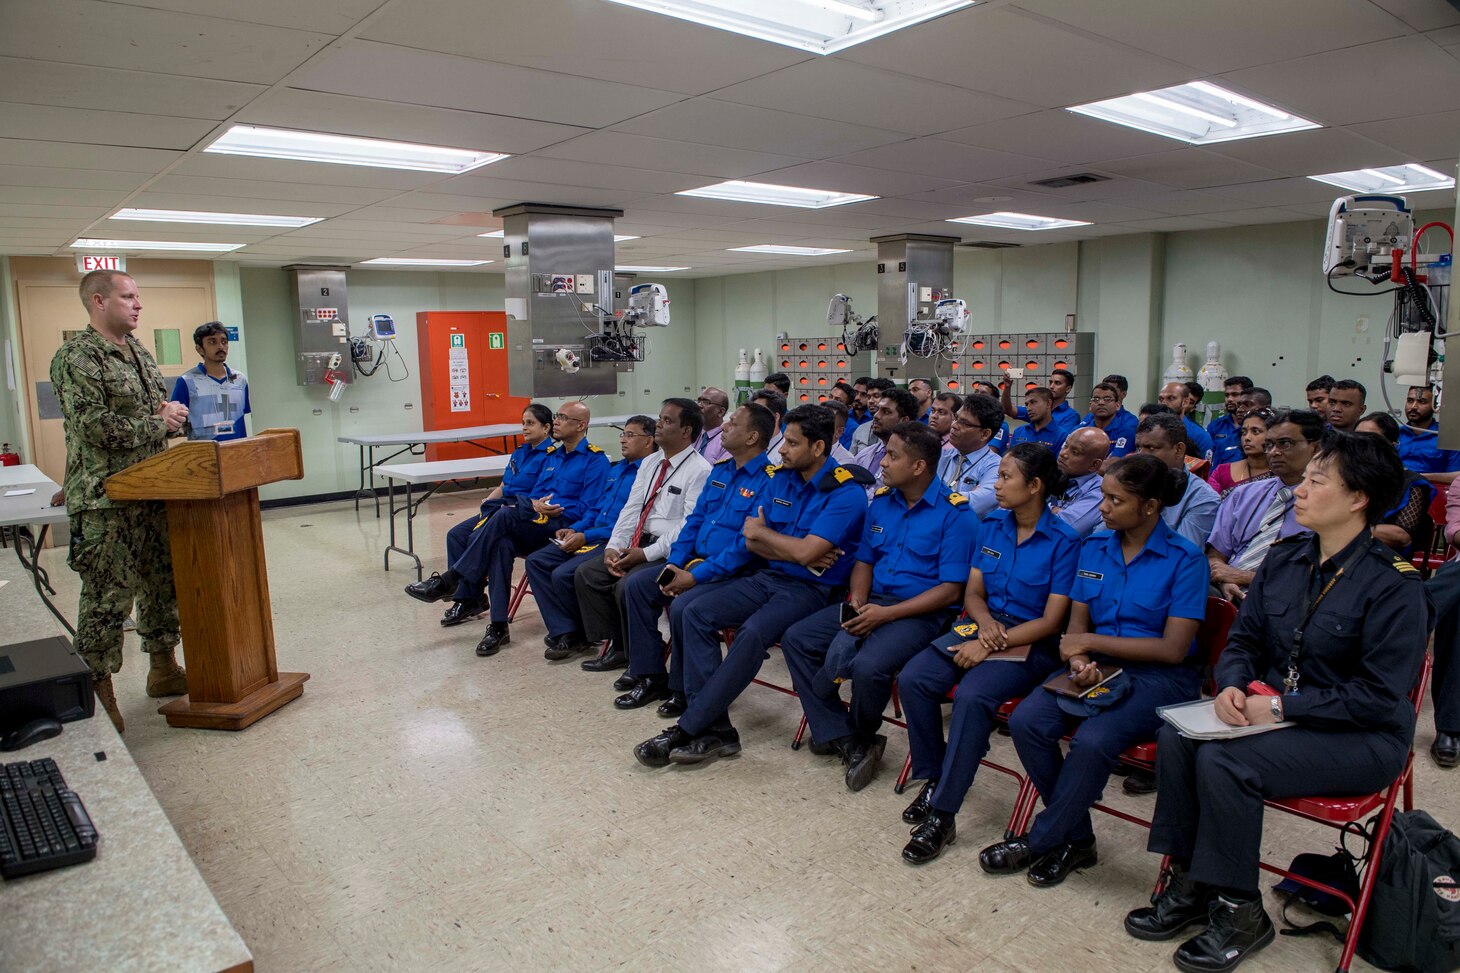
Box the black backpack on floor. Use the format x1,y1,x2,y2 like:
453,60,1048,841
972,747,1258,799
1359,810,1460,973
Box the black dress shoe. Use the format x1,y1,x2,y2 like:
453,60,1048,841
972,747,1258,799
474,622,510,657
1173,895,1274,973
902,779,937,825
581,648,628,672
1125,864,1210,941
1123,769,1158,795
656,692,687,718
405,572,456,603
844,734,887,792
612,672,638,691
615,676,669,709
634,725,693,768
668,728,742,765
1433,732,1460,769
1027,841,1098,887
979,836,1034,875
544,632,589,661
808,737,840,756
440,599,486,627
902,811,956,865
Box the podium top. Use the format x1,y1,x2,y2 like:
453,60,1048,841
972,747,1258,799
105,428,304,501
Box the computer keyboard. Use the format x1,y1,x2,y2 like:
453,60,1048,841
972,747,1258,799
0,757,98,879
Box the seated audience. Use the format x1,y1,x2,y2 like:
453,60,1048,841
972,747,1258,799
930,390,961,447
1305,374,1334,413
855,386,920,495
936,392,1003,516
1207,375,1253,467
1207,408,1273,497
1326,378,1365,432
1356,411,1433,555
969,380,1011,453
1135,413,1220,548
1049,427,1110,537
1399,385,1460,484
1157,381,1215,463
749,388,788,462
1010,386,1068,453
1003,367,1081,438
1079,382,1137,458
694,386,731,463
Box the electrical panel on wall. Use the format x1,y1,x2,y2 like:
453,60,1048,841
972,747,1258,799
286,265,350,386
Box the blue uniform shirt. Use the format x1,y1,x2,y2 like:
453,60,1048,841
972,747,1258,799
531,438,611,524
1009,418,1067,454
570,457,642,545
1161,470,1221,549
971,506,1081,622
1398,423,1460,473
1184,416,1214,463
1015,401,1081,438
839,415,863,450
1050,471,1105,537
1071,519,1209,657
753,456,869,587
855,478,978,602
989,421,1011,455
1079,409,1138,458
1207,413,1242,467
500,437,554,499
672,453,774,584
937,443,1001,516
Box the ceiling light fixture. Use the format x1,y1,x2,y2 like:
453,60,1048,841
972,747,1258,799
477,230,640,241
728,245,852,255
71,238,245,252
616,265,691,272
205,125,508,173
111,208,323,228
1308,163,1455,194
600,0,973,54
946,212,1091,231
677,180,877,208
360,258,494,267
1068,81,1318,144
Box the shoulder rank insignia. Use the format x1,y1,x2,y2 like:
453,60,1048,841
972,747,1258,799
947,492,968,506
821,463,876,492
874,485,892,497
587,443,604,453
1390,552,1419,575
833,466,854,484
764,464,780,477
545,442,560,453
714,455,734,464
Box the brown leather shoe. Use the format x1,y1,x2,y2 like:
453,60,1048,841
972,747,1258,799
95,675,124,733
146,652,189,698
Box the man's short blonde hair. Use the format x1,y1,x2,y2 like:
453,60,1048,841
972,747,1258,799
78,269,131,310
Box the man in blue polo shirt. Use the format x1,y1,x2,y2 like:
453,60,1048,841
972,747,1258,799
171,322,249,441
908,378,934,424
1206,376,1252,467
1078,382,1137,458
1009,387,1067,453
1158,381,1214,463
1400,385,1460,484
781,422,976,791
1002,367,1081,439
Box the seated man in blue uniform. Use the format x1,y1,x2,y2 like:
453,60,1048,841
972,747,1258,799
1009,387,1067,453
853,386,919,495
404,401,610,656
781,422,975,790
633,405,870,767
1135,413,1220,548
613,403,778,709
936,392,1003,516
522,415,655,661
1206,375,1252,467
406,403,554,626
1125,431,1430,973
1399,384,1460,485
1050,426,1110,537
1158,382,1215,464
1079,382,1137,458
969,381,1011,454
1002,367,1081,440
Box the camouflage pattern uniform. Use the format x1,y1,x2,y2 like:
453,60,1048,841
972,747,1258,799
49,327,181,676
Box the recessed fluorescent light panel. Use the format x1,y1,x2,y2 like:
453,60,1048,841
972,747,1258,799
947,212,1091,231
1308,164,1456,194
71,238,244,252
205,125,508,173
677,180,877,208
360,258,493,267
111,208,322,228
478,231,641,241
728,245,852,256
601,0,973,54
616,265,691,272
1068,80,1318,144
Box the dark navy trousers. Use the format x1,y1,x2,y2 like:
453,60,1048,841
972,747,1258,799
453,506,562,624
1426,559,1460,732
445,498,510,601
522,542,599,639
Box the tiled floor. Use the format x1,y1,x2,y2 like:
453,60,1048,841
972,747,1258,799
5,493,1456,972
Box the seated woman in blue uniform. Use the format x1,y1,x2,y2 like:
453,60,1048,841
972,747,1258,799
979,453,1209,888
1124,430,1430,973
897,443,1082,865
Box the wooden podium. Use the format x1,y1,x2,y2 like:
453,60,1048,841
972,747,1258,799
106,429,309,730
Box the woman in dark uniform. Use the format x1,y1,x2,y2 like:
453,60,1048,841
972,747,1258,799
1124,430,1430,973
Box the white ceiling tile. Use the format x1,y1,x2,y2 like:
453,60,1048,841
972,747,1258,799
237,89,589,155
1368,0,1460,31
1104,190,1266,216
840,7,1194,108
1,0,332,84
939,109,1179,164
0,203,112,220
1349,109,1460,161
0,139,181,172
980,166,1173,201
534,131,807,179
1013,0,1410,73
148,174,396,205
1207,177,1352,206
290,40,686,129
614,100,904,160
107,0,381,33
0,165,150,191
171,154,440,190
360,0,808,95
1220,36,1460,125
1203,207,1317,225
1201,127,1410,176
0,103,215,151
483,157,703,195
421,175,649,209
0,58,265,120
1112,216,1233,232
829,139,1052,182
742,162,963,198
0,187,130,207
1096,150,1286,190
123,194,352,219
605,208,747,229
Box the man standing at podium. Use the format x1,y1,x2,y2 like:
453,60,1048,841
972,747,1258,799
49,269,191,732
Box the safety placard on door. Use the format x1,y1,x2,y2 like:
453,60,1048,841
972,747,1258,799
488,332,505,350
448,346,471,413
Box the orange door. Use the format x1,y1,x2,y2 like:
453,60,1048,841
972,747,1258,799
416,311,528,461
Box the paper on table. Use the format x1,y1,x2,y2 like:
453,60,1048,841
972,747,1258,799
1158,698,1296,740
3,488,36,497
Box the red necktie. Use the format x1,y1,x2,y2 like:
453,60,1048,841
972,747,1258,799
629,458,671,547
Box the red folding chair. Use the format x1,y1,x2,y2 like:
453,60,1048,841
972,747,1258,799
1412,487,1452,577
506,575,532,622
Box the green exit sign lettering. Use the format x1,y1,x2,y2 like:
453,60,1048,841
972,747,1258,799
488,332,505,350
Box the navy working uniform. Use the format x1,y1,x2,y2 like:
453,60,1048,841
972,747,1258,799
1207,412,1241,467
622,452,772,689
672,457,868,739
900,506,1081,815
1399,422,1460,474
1049,471,1104,537
1148,531,1431,892
781,479,977,749
1009,418,1066,454
457,439,610,625
1009,520,1208,856
444,437,553,602
523,455,642,642
1079,409,1138,458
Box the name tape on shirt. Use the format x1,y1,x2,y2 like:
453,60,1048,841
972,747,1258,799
980,546,1001,559
1078,569,1104,581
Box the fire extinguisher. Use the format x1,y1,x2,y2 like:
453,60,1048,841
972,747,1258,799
0,443,19,467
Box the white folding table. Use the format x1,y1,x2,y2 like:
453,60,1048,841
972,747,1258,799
0,464,73,636
373,456,513,578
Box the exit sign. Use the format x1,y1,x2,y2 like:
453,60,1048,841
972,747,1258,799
488,332,505,350
449,333,465,348
76,255,125,273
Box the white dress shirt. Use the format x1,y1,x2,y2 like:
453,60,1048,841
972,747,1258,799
607,446,712,562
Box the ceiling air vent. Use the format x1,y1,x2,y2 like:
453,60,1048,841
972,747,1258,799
1029,172,1110,189
958,241,1022,249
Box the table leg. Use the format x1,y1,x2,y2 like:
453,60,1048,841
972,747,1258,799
383,479,422,580
15,525,76,637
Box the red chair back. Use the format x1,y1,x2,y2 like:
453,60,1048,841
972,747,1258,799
1195,596,1239,694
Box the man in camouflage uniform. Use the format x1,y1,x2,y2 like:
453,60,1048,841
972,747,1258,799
50,270,191,731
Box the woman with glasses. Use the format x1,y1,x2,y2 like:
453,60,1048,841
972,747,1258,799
1208,409,1274,497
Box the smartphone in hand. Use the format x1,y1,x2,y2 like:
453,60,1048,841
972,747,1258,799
656,565,676,587
840,602,858,624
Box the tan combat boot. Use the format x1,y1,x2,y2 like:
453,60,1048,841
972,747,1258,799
146,650,189,698
94,675,124,733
